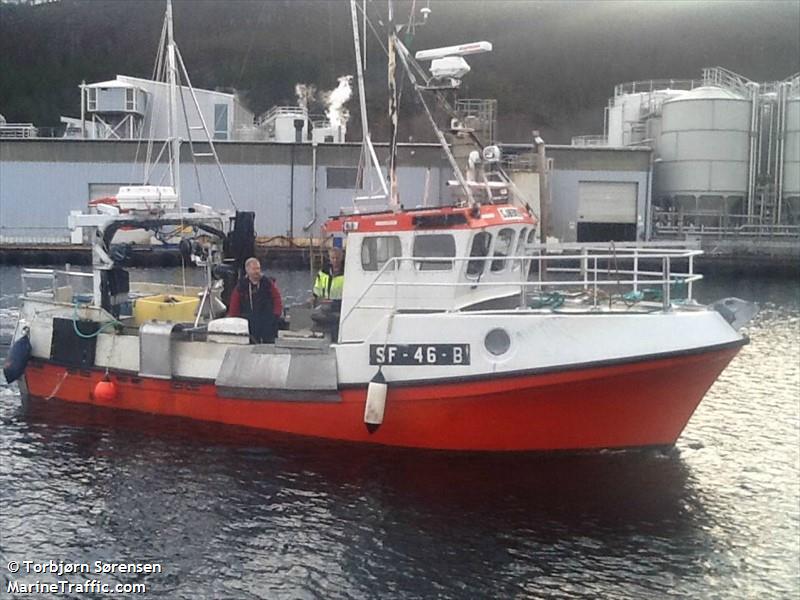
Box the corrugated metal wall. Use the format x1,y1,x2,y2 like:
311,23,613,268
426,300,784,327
0,140,651,244
0,140,450,242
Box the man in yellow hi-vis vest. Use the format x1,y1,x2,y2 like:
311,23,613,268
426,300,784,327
313,247,345,304
311,247,345,340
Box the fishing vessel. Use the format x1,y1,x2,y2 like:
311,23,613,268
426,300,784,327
4,1,755,452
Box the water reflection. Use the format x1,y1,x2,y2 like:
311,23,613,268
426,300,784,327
15,395,710,533
6,396,718,598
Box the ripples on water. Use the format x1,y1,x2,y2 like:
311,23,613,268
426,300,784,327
1,266,798,599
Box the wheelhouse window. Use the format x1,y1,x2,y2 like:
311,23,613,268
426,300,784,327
125,87,135,111
466,231,491,278
491,228,516,272
413,234,455,271
512,227,528,271
361,236,402,271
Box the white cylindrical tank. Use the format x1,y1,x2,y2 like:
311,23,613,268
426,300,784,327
607,91,646,146
644,90,688,147
607,104,624,146
607,88,688,147
656,86,751,216
782,91,800,222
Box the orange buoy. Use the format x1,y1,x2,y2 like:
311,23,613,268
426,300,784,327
93,378,117,403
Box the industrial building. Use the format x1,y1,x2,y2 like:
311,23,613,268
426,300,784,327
503,144,651,243
252,106,347,144
574,67,800,233
0,138,651,245
6,70,795,262
60,75,255,142
0,139,447,242
53,75,349,145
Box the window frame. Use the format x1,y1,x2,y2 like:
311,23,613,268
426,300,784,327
466,231,492,279
86,87,97,111
412,234,456,271
490,227,516,273
213,103,228,141
360,235,403,272
511,227,528,271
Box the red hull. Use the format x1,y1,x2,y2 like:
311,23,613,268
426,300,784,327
22,345,741,451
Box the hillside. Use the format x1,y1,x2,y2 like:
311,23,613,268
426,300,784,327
1,0,798,143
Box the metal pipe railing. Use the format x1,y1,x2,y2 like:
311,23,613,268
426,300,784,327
21,268,93,299
340,247,702,328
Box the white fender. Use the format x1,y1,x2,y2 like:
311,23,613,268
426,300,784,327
364,369,388,432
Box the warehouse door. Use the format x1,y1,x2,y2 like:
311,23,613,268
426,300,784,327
577,181,637,242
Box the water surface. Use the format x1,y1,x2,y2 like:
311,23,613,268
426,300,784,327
1,266,798,598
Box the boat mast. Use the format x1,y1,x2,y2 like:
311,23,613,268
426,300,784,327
387,0,400,209
166,0,181,199
393,39,476,208
349,0,388,205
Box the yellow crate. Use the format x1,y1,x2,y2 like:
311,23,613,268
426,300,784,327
133,294,199,325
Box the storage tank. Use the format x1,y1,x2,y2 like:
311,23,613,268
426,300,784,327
656,86,751,223
607,91,646,146
607,87,689,147
783,87,800,223
643,89,688,146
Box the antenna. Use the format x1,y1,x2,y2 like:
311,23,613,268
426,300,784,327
414,42,492,89
393,38,476,207
387,0,400,210
414,41,493,61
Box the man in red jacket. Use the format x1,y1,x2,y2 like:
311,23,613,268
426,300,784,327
228,257,283,343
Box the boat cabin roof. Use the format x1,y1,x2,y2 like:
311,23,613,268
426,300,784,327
323,203,536,235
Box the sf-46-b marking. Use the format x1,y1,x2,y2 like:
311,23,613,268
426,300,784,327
369,344,471,366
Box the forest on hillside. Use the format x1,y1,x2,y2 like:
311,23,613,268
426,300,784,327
1,0,798,143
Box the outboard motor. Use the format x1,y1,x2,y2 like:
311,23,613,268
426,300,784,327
225,211,256,273
222,211,256,306
712,297,759,331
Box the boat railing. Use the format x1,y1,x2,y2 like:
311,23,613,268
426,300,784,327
341,246,703,327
